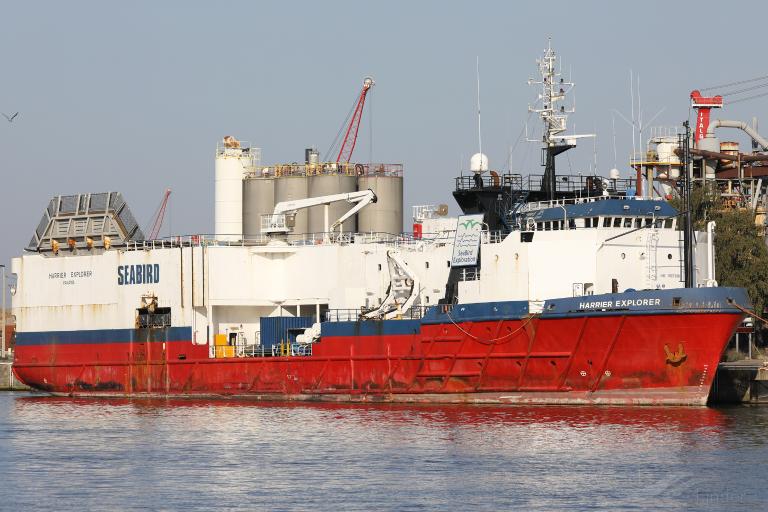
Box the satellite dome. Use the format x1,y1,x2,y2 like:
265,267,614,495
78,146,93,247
470,153,488,172
609,168,620,179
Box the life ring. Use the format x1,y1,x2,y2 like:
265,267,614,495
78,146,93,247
355,163,364,176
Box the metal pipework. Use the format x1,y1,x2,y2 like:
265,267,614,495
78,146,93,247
706,119,768,151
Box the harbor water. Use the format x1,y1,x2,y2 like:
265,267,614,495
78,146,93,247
1,392,767,511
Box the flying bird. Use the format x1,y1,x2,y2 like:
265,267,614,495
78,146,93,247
2,112,19,123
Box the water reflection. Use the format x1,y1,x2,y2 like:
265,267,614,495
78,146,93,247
2,393,766,511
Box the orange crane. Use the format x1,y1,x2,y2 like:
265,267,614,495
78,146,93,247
146,188,172,240
335,77,374,163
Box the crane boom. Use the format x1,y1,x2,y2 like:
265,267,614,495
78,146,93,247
147,189,172,240
336,77,374,163
265,189,377,236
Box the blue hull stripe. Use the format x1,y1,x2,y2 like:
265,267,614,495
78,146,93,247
321,320,420,337
422,287,749,324
15,327,192,346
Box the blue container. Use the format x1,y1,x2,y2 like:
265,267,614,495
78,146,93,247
259,316,314,347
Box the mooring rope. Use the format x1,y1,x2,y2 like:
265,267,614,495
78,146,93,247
728,300,768,327
444,310,537,345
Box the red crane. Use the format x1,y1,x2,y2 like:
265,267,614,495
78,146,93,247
146,188,172,240
336,76,374,163
690,90,723,143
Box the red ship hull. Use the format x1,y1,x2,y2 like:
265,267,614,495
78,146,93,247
12,288,747,406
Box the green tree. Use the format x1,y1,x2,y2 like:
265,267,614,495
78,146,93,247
671,184,768,315
711,208,768,316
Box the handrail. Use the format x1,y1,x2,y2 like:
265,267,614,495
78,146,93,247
119,229,514,252
244,162,403,179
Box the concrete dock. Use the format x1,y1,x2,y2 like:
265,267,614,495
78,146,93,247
711,360,768,404
0,359,29,391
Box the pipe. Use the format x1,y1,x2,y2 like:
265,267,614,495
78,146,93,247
675,147,768,162
707,119,768,151
706,221,717,287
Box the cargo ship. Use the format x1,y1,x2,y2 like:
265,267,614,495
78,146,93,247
10,44,750,405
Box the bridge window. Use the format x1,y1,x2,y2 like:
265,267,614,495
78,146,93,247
603,217,611,227
664,219,673,229
635,218,642,228
644,218,653,227
613,218,622,228
623,218,632,228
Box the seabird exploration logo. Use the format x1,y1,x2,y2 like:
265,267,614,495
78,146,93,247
118,264,160,285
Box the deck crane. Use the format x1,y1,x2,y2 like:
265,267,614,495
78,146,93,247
263,189,377,237
146,188,172,240
335,77,375,163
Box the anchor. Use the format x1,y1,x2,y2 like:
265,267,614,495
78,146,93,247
664,343,687,366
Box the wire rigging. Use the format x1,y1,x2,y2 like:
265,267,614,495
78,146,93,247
719,81,768,97
323,94,359,161
726,90,768,105
699,74,768,93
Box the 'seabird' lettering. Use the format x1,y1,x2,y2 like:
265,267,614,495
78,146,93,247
117,264,160,285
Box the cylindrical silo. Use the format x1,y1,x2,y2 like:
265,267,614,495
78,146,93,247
697,136,720,180
215,138,253,241
242,177,275,239
308,174,358,233
357,175,403,234
275,176,309,234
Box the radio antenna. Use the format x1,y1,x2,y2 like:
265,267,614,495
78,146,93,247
476,56,484,170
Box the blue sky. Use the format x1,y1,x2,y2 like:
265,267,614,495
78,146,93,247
1,0,766,280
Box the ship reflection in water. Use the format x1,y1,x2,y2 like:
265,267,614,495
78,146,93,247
1,393,766,510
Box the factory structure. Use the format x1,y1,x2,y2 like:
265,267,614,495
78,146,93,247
629,88,768,232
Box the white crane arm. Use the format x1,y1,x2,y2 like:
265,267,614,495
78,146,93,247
329,191,377,230
265,188,377,235
272,189,376,216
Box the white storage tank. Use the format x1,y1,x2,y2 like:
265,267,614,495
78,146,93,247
214,136,258,241
358,168,403,234
242,176,275,239
308,173,358,233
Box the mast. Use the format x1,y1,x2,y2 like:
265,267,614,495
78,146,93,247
679,121,695,288
528,39,594,200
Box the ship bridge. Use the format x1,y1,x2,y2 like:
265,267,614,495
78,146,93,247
518,197,677,231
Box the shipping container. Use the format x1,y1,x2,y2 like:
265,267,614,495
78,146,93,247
259,316,313,347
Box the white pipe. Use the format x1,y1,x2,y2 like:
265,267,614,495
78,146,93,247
706,221,717,287
706,119,768,151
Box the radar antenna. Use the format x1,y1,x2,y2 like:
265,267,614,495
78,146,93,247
527,39,594,200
